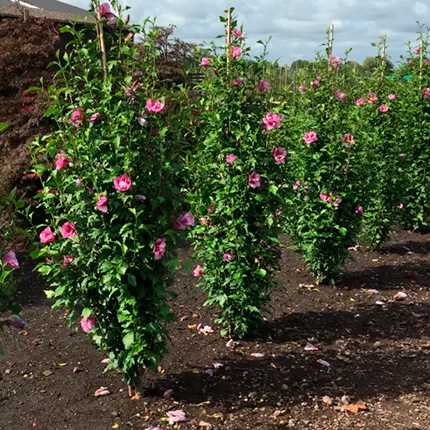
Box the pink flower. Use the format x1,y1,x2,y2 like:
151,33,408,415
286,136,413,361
75,177,83,187
145,99,165,113
39,226,56,244
367,92,378,104
153,238,167,260
257,79,271,92
262,112,283,131
232,78,244,86
335,90,347,102
388,94,397,101
414,46,421,55
225,153,238,165
379,103,389,113
89,112,102,124
70,108,85,127
355,97,366,106
398,202,404,209
355,205,364,216
298,84,307,93
303,131,318,145
192,264,204,277
135,194,147,203
55,153,70,171
223,252,233,262
96,195,108,213
60,222,77,239
292,180,301,190
174,212,195,230
272,147,287,165
311,77,321,90
200,57,210,67
319,192,330,203
232,28,242,38
80,315,96,333
166,410,187,425
342,133,355,146
422,88,430,99
248,172,261,189
113,173,132,192
3,250,19,269
329,55,342,68
231,46,241,59
62,255,74,269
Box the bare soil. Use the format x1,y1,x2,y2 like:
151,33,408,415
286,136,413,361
1,230,429,430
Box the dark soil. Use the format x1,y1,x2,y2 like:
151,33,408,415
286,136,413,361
1,230,429,430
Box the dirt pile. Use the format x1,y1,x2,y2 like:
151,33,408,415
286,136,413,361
0,17,60,196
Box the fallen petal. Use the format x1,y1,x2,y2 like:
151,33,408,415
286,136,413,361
393,291,407,301
304,342,319,352
94,387,111,397
316,359,331,368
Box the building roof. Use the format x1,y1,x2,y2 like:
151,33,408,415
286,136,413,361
0,0,95,24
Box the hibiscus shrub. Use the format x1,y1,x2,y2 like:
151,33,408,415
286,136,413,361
32,3,189,388
282,53,367,282
188,13,287,338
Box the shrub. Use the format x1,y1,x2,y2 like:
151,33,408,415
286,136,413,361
32,2,187,392
188,11,286,338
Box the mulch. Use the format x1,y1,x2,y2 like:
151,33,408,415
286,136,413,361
1,230,429,430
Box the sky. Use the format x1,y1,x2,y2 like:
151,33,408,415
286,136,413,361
65,0,430,65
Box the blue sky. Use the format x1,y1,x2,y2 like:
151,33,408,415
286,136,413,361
66,0,429,65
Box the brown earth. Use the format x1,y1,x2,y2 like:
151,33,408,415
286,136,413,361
1,230,430,430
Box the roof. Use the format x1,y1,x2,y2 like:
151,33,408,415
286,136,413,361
0,0,95,24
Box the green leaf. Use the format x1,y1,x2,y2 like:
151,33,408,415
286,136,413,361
123,332,134,349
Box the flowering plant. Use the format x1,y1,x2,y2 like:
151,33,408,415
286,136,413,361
32,2,187,391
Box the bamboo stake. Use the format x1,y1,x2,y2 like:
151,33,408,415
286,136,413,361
327,23,334,71
225,8,232,74
419,36,424,87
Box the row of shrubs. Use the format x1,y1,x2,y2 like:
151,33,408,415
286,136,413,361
1,2,429,389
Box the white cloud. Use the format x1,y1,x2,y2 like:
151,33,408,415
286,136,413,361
65,0,430,64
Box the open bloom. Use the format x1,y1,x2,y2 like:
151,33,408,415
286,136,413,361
80,315,96,333
40,226,56,244
335,90,347,102
62,255,74,269
174,212,195,230
272,147,287,165
379,103,389,113
223,252,233,262
388,94,397,101
55,153,70,171
257,79,271,92
96,195,108,213
422,88,430,99
231,46,241,59
113,173,132,192
70,108,85,127
153,238,167,260
298,84,307,93
225,153,238,165
3,250,19,269
192,264,204,277
262,112,283,131
310,76,321,90
248,172,261,189
303,131,318,145
200,57,210,67
355,97,366,106
146,98,165,113
60,222,77,239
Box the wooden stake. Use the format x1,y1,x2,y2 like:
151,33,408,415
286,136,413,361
92,0,108,82
327,23,334,71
